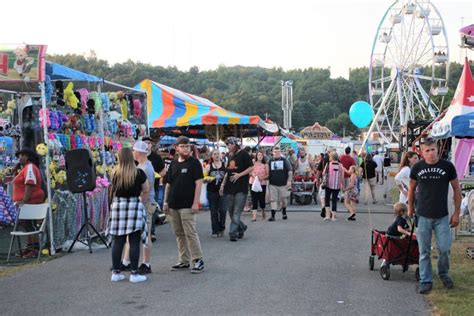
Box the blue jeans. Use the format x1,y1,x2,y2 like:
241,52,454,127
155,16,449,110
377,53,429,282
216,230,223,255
208,191,226,234
224,192,247,238
416,215,452,284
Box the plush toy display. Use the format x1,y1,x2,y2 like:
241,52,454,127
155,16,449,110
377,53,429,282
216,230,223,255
117,91,128,119
132,99,142,119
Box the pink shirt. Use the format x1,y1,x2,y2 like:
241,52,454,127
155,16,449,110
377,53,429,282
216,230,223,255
327,161,344,190
250,162,267,185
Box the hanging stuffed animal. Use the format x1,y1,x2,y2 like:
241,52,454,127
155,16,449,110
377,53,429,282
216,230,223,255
39,108,51,128
64,82,79,109
5,100,16,116
78,89,89,112
49,111,59,130
116,91,128,120
101,93,110,112
55,81,65,106
132,99,142,119
89,92,102,113
36,143,48,156
44,75,53,104
86,98,95,115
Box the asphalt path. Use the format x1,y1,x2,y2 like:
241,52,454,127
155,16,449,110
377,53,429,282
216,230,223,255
0,198,429,316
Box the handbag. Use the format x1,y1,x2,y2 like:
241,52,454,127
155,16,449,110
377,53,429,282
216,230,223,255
251,176,263,192
321,164,328,189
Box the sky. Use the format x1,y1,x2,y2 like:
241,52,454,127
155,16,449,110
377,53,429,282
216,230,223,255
2,0,473,78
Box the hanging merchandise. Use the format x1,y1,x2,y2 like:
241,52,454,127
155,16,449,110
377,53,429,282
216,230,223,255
44,76,53,104
133,99,142,119
117,91,128,120
64,82,79,110
101,93,110,112
55,81,65,106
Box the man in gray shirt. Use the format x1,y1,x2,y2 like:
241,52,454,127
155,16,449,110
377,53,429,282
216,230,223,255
132,141,156,274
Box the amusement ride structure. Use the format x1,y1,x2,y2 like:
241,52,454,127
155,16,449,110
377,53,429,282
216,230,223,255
364,0,450,149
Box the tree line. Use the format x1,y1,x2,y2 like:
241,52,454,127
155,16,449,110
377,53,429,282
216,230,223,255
48,53,467,137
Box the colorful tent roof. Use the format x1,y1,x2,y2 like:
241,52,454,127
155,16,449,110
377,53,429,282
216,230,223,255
135,79,275,132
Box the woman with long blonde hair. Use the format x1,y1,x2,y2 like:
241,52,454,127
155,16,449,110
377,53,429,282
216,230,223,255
107,147,150,283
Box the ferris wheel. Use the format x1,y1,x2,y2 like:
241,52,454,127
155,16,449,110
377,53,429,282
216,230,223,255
368,0,450,144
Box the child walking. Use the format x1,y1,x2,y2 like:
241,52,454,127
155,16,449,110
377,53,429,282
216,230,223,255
343,165,359,221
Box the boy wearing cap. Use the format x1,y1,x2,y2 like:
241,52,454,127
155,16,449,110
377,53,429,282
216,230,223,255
163,136,205,273
127,140,156,274
142,136,165,241
220,137,253,242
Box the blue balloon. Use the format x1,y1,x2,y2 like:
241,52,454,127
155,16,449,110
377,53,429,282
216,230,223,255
349,101,374,128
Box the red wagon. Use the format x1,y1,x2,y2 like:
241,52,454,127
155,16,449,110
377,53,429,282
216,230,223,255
369,229,420,281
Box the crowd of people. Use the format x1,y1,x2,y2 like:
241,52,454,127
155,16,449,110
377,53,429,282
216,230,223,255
8,134,462,293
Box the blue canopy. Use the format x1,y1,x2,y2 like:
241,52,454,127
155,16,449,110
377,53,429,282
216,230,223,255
45,62,102,82
451,112,474,138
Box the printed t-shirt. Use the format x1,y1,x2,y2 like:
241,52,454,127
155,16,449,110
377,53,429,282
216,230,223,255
224,150,253,195
410,159,457,219
166,156,204,209
387,216,409,237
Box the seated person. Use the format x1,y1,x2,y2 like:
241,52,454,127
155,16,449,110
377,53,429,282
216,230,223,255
387,202,412,237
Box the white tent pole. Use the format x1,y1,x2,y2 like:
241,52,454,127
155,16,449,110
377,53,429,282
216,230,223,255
40,81,55,256
97,83,108,179
216,125,220,153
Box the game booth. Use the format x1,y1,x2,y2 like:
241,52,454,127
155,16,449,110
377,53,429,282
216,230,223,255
0,44,147,255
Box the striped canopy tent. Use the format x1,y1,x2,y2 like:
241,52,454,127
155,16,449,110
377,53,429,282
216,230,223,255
135,79,278,139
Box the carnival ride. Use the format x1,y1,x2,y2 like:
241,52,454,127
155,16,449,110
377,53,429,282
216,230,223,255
367,0,450,146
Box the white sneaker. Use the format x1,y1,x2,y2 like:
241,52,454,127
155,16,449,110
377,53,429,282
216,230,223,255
129,274,147,283
111,273,125,282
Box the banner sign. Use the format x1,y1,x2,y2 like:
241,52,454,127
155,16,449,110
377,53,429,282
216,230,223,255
0,44,47,82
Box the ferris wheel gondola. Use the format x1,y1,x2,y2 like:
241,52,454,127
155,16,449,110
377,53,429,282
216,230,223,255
367,0,450,145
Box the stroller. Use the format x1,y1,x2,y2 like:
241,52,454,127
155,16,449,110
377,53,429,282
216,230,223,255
369,222,420,281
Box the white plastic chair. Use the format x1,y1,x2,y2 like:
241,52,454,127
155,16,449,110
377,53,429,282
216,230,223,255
7,203,49,263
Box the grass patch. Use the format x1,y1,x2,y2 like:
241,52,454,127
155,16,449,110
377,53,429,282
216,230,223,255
428,237,474,316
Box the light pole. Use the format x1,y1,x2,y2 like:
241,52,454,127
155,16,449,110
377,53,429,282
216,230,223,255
281,80,293,131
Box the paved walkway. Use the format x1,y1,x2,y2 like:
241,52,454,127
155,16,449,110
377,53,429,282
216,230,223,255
0,191,429,315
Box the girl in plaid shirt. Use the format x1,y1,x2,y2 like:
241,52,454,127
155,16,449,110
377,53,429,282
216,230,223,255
108,148,150,283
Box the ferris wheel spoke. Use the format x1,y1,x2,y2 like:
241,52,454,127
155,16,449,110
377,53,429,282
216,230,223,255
404,18,428,69
413,39,433,67
401,12,416,67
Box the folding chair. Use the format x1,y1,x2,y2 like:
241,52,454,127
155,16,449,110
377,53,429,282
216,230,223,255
7,203,49,263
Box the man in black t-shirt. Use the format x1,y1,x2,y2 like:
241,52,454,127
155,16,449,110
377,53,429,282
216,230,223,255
220,137,253,242
408,137,462,294
163,136,205,274
267,146,292,221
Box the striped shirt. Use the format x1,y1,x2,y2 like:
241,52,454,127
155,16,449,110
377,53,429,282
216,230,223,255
327,161,344,190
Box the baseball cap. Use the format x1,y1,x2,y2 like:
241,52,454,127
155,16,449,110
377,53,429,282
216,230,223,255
141,136,152,142
225,136,240,146
132,141,149,153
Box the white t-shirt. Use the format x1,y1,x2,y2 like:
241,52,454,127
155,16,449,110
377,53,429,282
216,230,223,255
394,166,410,203
373,154,384,172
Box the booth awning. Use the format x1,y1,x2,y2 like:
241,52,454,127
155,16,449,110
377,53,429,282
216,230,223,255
45,62,102,82
135,79,278,137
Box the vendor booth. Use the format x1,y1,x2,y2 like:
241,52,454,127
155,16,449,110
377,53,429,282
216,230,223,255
0,44,147,254
135,79,279,141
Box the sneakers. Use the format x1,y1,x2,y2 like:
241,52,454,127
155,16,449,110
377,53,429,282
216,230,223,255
211,233,219,238
268,217,275,222
171,262,190,271
151,234,157,243
111,272,125,282
129,274,147,283
138,263,152,274
191,259,204,274
441,277,454,289
238,225,248,239
419,282,433,294
229,236,238,242
282,214,288,220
